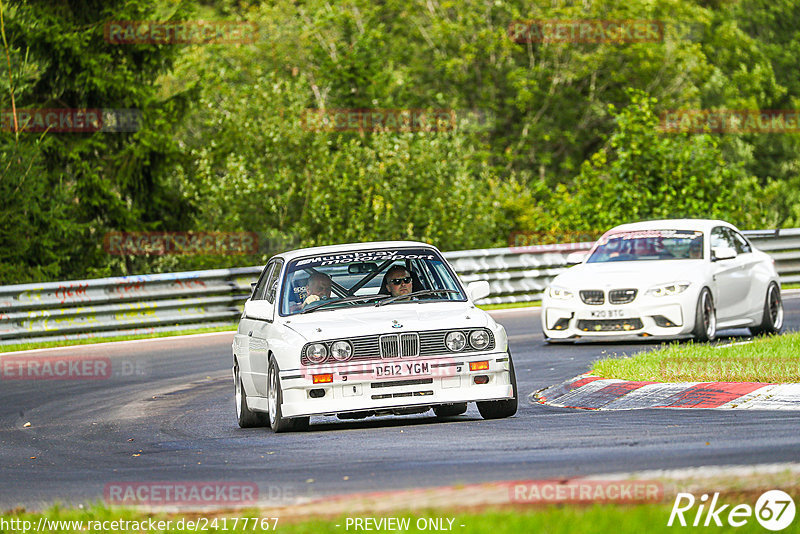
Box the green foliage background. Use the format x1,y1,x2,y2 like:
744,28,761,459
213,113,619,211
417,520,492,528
2,0,799,283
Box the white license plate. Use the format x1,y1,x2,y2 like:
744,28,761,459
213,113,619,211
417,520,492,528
373,362,431,378
589,309,627,319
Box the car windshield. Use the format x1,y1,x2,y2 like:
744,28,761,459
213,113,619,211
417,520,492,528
587,230,704,263
279,247,466,315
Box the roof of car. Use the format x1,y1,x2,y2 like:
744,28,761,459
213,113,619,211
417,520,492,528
604,219,739,234
273,240,439,262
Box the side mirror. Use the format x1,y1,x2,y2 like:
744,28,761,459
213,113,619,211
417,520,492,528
566,251,589,265
244,300,275,322
466,280,490,302
712,246,737,261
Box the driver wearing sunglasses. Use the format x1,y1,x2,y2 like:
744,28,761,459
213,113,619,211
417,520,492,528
384,265,413,297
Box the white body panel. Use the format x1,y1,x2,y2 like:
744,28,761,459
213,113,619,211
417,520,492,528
233,241,514,420
541,219,780,341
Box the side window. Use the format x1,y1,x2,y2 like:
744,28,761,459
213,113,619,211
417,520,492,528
264,260,283,304
731,230,752,254
710,227,735,249
252,262,276,301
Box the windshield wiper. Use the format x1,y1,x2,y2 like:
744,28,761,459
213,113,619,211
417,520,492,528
300,294,391,314
375,289,460,307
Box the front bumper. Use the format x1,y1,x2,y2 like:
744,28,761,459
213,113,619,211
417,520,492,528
278,352,513,418
542,295,697,340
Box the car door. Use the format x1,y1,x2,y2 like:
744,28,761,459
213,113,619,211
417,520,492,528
729,228,758,316
710,227,748,322
247,259,283,396
235,263,272,396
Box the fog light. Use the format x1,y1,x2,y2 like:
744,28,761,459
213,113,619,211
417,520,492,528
312,374,333,384
469,361,489,371
309,388,326,398
653,315,676,327
473,375,489,384
553,317,570,330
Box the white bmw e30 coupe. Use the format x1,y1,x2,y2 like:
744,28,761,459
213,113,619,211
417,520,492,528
232,241,517,432
542,219,783,343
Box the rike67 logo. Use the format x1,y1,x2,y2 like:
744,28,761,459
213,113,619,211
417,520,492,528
668,490,796,530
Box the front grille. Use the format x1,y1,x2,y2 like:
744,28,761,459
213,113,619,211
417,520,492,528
379,333,420,358
380,335,399,358
580,290,605,305
401,333,419,357
301,329,495,365
609,288,637,304
576,318,644,332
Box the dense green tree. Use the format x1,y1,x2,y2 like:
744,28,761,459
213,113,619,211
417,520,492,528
555,91,761,231
2,0,799,283
1,0,195,281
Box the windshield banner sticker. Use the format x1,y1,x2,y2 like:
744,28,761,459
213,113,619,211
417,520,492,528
295,249,437,267
598,230,701,246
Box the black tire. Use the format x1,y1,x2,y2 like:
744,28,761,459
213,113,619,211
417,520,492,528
692,288,717,342
476,355,518,420
750,282,784,336
234,361,268,428
433,403,468,417
267,355,309,433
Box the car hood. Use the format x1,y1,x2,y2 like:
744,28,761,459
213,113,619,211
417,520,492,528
553,260,704,289
281,302,487,342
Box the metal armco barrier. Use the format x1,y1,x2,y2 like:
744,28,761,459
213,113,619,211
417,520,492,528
1,229,799,345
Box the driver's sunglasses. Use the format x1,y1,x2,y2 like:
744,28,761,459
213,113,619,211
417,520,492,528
389,276,412,285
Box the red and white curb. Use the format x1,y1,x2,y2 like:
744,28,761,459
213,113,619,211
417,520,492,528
533,375,800,410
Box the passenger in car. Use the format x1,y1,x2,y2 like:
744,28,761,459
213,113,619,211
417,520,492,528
302,272,334,308
688,237,703,259
632,239,657,256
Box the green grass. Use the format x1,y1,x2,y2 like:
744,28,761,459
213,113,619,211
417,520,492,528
3,500,794,534
478,300,540,311
592,332,800,383
0,325,236,354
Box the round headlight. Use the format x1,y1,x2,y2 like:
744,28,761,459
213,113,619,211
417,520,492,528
469,329,490,350
445,331,467,352
306,343,327,363
330,341,353,362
